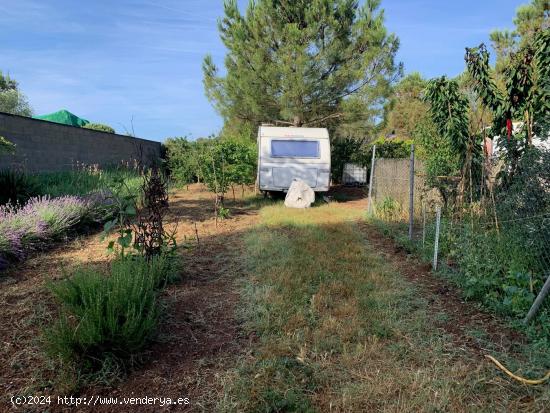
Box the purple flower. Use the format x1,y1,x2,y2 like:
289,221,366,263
0,194,106,270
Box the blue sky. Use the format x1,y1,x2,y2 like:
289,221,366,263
1,0,524,142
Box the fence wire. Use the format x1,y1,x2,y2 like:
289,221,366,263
369,148,550,332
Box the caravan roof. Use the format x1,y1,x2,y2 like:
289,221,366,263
258,126,329,139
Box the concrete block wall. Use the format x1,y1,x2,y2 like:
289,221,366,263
0,112,161,172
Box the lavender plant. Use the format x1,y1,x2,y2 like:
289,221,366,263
0,195,105,270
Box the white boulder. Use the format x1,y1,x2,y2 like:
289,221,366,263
284,178,315,208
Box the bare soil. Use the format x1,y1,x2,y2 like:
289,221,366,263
0,184,541,412
0,185,258,412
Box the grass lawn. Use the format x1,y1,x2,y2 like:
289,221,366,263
219,201,549,412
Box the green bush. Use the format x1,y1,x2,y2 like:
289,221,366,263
45,255,176,382
372,136,413,158
83,123,116,134
330,138,369,183
164,136,201,186
375,196,403,222
199,139,257,194
165,136,257,193
0,169,40,205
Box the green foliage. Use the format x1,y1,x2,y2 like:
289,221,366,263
83,123,116,134
331,136,410,183
384,72,429,139
217,205,231,220
372,136,412,158
451,217,549,336
424,77,470,158
203,0,401,137
413,118,461,206
0,136,16,154
199,139,257,194
32,168,142,198
102,176,139,256
0,170,40,206
165,136,257,198
533,28,550,138
330,137,370,183
45,256,173,383
423,76,482,205
490,0,549,74
164,137,202,186
0,71,33,116
465,29,549,173
375,196,402,221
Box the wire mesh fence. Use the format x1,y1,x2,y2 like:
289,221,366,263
368,145,550,335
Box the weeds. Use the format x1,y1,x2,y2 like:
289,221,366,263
0,169,40,205
31,167,142,198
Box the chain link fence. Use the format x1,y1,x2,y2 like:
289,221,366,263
368,145,550,336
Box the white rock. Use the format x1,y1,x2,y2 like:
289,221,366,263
284,178,315,208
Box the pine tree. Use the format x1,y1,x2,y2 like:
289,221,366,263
203,0,401,138
490,0,549,73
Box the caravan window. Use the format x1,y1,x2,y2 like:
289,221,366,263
271,140,319,158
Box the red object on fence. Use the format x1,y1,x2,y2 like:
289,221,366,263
506,119,512,141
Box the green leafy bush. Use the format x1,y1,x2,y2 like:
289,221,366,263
83,123,116,133
199,139,257,193
372,137,413,158
164,136,202,186
165,136,257,193
330,138,370,183
0,169,40,205
45,255,175,382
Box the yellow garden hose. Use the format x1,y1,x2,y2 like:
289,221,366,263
485,355,550,385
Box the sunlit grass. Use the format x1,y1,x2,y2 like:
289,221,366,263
219,202,550,412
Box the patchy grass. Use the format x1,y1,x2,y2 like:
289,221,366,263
219,202,549,412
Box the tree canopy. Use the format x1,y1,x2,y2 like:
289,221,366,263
383,72,428,139
490,0,549,73
203,0,401,138
0,71,33,117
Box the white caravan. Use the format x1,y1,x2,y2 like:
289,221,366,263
257,126,331,193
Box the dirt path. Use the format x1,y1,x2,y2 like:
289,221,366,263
0,185,259,412
1,186,547,412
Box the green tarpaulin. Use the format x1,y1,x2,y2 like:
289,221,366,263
34,109,89,127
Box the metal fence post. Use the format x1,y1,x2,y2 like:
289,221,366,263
433,206,441,271
524,274,550,324
367,145,376,216
422,200,426,248
408,144,415,240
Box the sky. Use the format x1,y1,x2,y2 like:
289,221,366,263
0,0,525,142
